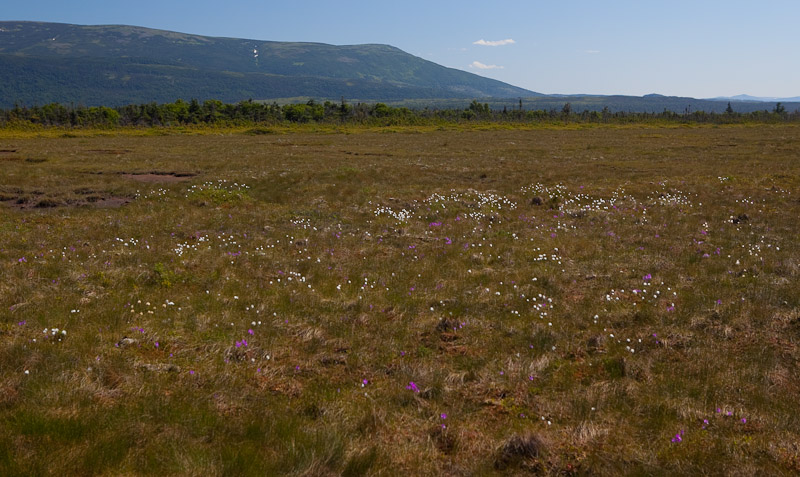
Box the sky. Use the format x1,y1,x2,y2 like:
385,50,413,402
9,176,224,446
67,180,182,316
3,0,799,98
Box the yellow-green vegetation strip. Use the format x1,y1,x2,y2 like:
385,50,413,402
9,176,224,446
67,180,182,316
2,121,793,140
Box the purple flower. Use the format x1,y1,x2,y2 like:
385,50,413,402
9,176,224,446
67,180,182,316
406,381,420,393
248,329,254,335
643,273,652,281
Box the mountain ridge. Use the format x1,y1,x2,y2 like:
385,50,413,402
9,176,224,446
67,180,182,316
1,21,799,113
0,21,537,107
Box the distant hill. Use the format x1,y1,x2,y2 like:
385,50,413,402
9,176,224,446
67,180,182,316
709,94,800,103
391,96,800,114
0,21,538,107
515,95,800,114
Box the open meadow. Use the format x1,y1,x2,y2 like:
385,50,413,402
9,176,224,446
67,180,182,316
1,124,799,475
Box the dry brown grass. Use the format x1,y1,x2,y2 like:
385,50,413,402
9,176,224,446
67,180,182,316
1,124,799,475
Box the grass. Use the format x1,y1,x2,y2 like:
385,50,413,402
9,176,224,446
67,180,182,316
1,124,799,475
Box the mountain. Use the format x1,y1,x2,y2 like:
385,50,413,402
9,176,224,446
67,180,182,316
0,21,538,107
708,94,800,103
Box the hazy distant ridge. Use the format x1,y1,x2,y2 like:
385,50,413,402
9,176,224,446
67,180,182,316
709,94,800,102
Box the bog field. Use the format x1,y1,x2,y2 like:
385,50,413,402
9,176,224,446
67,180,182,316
1,125,799,475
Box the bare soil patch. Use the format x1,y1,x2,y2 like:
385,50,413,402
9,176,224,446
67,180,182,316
120,172,195,183
1,189,132,210
86,149,132,154
81,196,132,208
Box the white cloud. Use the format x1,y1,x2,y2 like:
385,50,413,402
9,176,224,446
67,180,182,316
469,61,504,70
473,39,516,47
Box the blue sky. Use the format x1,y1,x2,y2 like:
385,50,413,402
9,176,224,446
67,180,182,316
4,0,799,98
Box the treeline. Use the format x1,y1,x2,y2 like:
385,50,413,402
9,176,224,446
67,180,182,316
1,98,799,128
